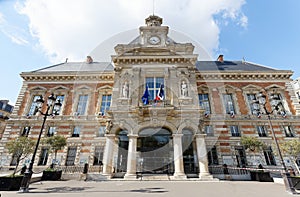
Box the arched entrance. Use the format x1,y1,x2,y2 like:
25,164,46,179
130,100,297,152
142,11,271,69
116,130,128,174
137,128,174,174
182,129,198,175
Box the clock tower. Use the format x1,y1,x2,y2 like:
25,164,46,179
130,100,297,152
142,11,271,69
139,15,169,47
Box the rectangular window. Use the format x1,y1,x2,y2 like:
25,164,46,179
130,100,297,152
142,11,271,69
53,95,64,115
100,95,112,115
270,93,286,114
27,95,40,116
230,125,240,137
257,126,268,137
76,95,88,115
223,94,235,114
235,146,247,167
38,148,49,166
21,126,31,137
93,146,104,165
146,77,164,101
72,126,81,137
283,125,294,137
199,94,211,114
263,147,276,165
207,146,219,165
97,126,106,137
204,125,214,137
247,94,260,115
65,147,77,166
47,127,56,137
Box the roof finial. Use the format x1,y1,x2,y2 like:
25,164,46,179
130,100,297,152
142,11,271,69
152,0,155,16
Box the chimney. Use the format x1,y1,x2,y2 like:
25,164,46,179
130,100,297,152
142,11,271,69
86,56,93,64
217,55,224,62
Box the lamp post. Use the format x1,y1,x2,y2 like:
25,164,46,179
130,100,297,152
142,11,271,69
19,93,62,192
255,92,296,194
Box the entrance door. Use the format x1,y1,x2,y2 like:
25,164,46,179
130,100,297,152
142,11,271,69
182,129,197,174
138,128,174,174
116,130,128,173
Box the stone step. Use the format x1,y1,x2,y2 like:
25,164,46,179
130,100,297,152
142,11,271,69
140,174,170,181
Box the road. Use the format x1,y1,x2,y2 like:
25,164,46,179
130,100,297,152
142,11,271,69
0,180,295,197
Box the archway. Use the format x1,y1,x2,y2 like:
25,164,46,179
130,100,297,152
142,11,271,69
137,128,174,174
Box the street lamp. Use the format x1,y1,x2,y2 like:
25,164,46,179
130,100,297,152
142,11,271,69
254,92,296,194
19,93,62,192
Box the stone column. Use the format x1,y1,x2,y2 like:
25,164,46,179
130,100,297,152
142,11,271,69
124,134,138,180
195,134,213,180
102,134,116,178
172,134,187,179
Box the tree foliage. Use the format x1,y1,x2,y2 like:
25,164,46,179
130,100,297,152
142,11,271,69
43,135,67,162
6,137,35,176
278,139,300,174
241,136,265,152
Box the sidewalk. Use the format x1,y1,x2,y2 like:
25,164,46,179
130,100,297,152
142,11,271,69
0,180,295,197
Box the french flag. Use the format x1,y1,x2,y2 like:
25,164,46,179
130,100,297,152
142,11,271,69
155,84,164,101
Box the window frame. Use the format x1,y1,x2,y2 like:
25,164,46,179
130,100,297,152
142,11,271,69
282,125,294,137
204,125,214,137
93,146,104,166
65,147,77,166
97,126,106,137
27,95,41,116
145,77,165,101
230,125,241,137
38,147,49,166
21,126,31,137
72,126,81,137
207,146,219,165
47,126,56,137
100,94,112,116
263,146,276,166
75,94,89,115
257,125,268,137
198,93,211,114
223,93,236,114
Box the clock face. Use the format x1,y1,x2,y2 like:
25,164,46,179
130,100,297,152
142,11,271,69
148,36,161,45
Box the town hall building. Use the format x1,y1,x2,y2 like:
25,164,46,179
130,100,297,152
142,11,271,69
0,15,299,180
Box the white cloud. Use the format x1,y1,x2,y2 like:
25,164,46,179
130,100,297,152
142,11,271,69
0,9,29,45
18,0,247,63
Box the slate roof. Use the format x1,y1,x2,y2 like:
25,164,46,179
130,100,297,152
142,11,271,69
195,61,279,72
32,62,114,72
28,60,287,73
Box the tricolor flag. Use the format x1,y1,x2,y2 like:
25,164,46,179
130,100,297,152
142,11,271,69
141,85,150,105
155,84,164,102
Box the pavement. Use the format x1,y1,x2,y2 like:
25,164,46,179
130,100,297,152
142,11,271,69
0,180,297,197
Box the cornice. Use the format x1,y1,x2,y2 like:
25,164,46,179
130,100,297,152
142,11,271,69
21,71,114,82
112,55,198,65
196,71,293,81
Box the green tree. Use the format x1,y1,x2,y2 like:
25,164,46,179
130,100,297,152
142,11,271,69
279,139,300,174
6,137,35,176
241,136,265,152
44,135,67,167
241,136,266,166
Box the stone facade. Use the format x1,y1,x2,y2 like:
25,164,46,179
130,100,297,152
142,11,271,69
0,100,13,140
0,15,299,179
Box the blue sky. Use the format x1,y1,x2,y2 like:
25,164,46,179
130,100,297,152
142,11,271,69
1,0,300,105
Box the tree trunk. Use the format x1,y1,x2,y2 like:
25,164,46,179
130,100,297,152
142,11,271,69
13,157,20,176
